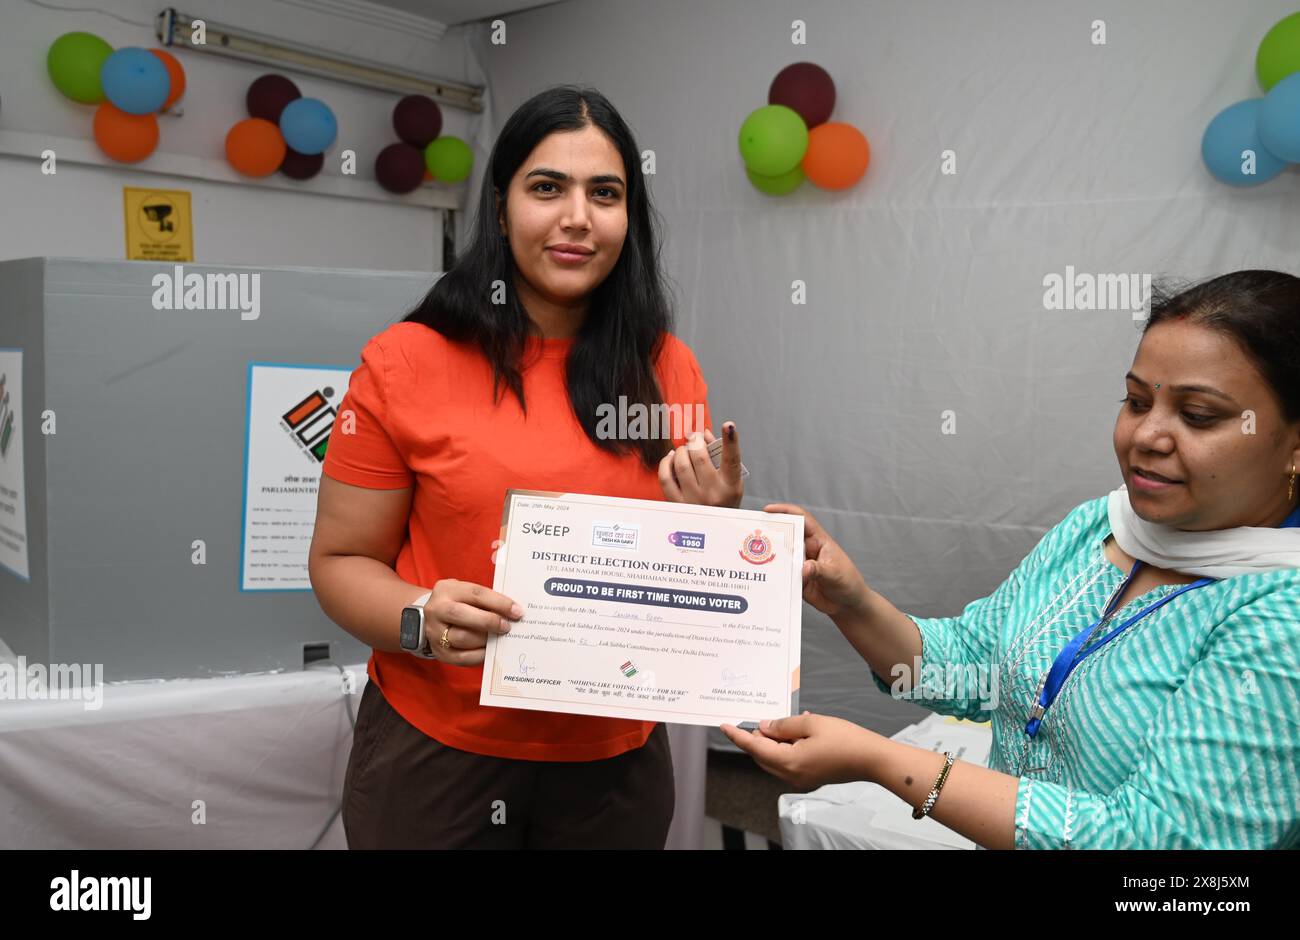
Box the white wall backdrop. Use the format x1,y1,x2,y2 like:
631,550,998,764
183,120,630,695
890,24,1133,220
0,0,493,270
472,0,1300,732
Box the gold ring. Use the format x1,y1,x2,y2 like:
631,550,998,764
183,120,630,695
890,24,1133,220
439,627,452,649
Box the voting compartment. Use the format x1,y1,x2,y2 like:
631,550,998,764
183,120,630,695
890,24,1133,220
0,257,433,681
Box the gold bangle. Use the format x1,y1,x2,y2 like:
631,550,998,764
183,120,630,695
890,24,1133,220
912,751,955,819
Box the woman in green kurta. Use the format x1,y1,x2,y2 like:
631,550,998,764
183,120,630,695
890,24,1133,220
721,270,1300,849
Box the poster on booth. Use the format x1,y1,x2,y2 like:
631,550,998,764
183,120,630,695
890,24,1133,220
123,187,194,262
0,349,28,581
240,362,352,591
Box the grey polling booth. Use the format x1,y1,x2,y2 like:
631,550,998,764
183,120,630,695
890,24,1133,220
0,257,434,681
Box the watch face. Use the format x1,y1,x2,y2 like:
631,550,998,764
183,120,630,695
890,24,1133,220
399,607,422,650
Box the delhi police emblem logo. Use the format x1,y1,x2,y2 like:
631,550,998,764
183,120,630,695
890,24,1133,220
739,529,775,565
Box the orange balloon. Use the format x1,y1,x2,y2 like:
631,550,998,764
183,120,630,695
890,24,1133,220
93,102,159,163
149,48,186,110
225,118,286,177
802,122,870,190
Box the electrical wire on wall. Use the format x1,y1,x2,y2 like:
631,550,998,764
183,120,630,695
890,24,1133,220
24,0,153,29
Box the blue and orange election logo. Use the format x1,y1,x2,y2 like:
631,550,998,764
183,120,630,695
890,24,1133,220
739,529,775,565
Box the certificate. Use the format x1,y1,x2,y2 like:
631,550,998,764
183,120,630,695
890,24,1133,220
481,489,804,727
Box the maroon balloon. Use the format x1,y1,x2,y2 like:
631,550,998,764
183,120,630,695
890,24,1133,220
769,62,836,128
246,74,301,122
375,142,425,193
392,94,443,148
280,146,324,180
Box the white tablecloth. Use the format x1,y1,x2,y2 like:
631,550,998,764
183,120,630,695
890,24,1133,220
0,660,707,849
778,714,993,849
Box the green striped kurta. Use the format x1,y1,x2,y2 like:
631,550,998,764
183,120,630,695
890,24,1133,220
869,495,1300,849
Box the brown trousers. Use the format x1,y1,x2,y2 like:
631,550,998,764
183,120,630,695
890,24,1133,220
342,679,676,849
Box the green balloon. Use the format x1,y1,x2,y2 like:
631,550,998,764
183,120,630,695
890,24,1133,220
424,136,473,183
746,164,804,196
47,31,113,104
738,104,808,176
1257,12,1300,91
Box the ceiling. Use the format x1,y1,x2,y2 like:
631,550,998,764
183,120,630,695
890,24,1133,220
366,0,567,27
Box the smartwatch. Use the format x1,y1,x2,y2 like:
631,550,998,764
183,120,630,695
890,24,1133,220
399,589,436,658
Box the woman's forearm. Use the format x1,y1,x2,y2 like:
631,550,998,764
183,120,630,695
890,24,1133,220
833,587,926,685
866,738,1018,850
309,553,430,654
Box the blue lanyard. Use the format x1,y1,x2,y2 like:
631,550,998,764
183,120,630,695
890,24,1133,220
1024,501,1300,739
1024,565,1213,737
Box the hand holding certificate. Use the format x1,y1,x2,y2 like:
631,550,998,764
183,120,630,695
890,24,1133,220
481,489,804,727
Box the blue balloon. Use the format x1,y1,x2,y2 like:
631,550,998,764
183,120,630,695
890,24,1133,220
279,98,337,155
1259,72,1300,163
1201,98,1288,186
100,48,170,115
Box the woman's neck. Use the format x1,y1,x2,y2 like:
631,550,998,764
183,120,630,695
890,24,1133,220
515,275,587,339
1104,535,1199,583
1211,497,1298,530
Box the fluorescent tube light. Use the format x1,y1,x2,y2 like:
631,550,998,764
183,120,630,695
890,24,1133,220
154,7,484,112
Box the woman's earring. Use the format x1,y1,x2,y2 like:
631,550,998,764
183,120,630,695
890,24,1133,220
1289,464,1296,503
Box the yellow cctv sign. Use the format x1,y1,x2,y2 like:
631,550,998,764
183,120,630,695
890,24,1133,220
123,187,193,261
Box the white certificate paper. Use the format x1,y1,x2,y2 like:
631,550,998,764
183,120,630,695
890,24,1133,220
481,489,804,727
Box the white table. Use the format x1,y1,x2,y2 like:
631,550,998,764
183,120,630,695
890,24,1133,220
0,659,707,849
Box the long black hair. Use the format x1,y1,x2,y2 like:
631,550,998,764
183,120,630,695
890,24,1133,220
402,85,675,469
1144,270,1300,425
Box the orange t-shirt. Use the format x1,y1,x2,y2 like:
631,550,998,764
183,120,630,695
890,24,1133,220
321,321,714,761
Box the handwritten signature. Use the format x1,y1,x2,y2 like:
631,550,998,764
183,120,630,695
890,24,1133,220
518,653,539,676
720,668,750,688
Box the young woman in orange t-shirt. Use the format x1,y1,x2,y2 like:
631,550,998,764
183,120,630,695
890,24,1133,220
309,85,744,848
